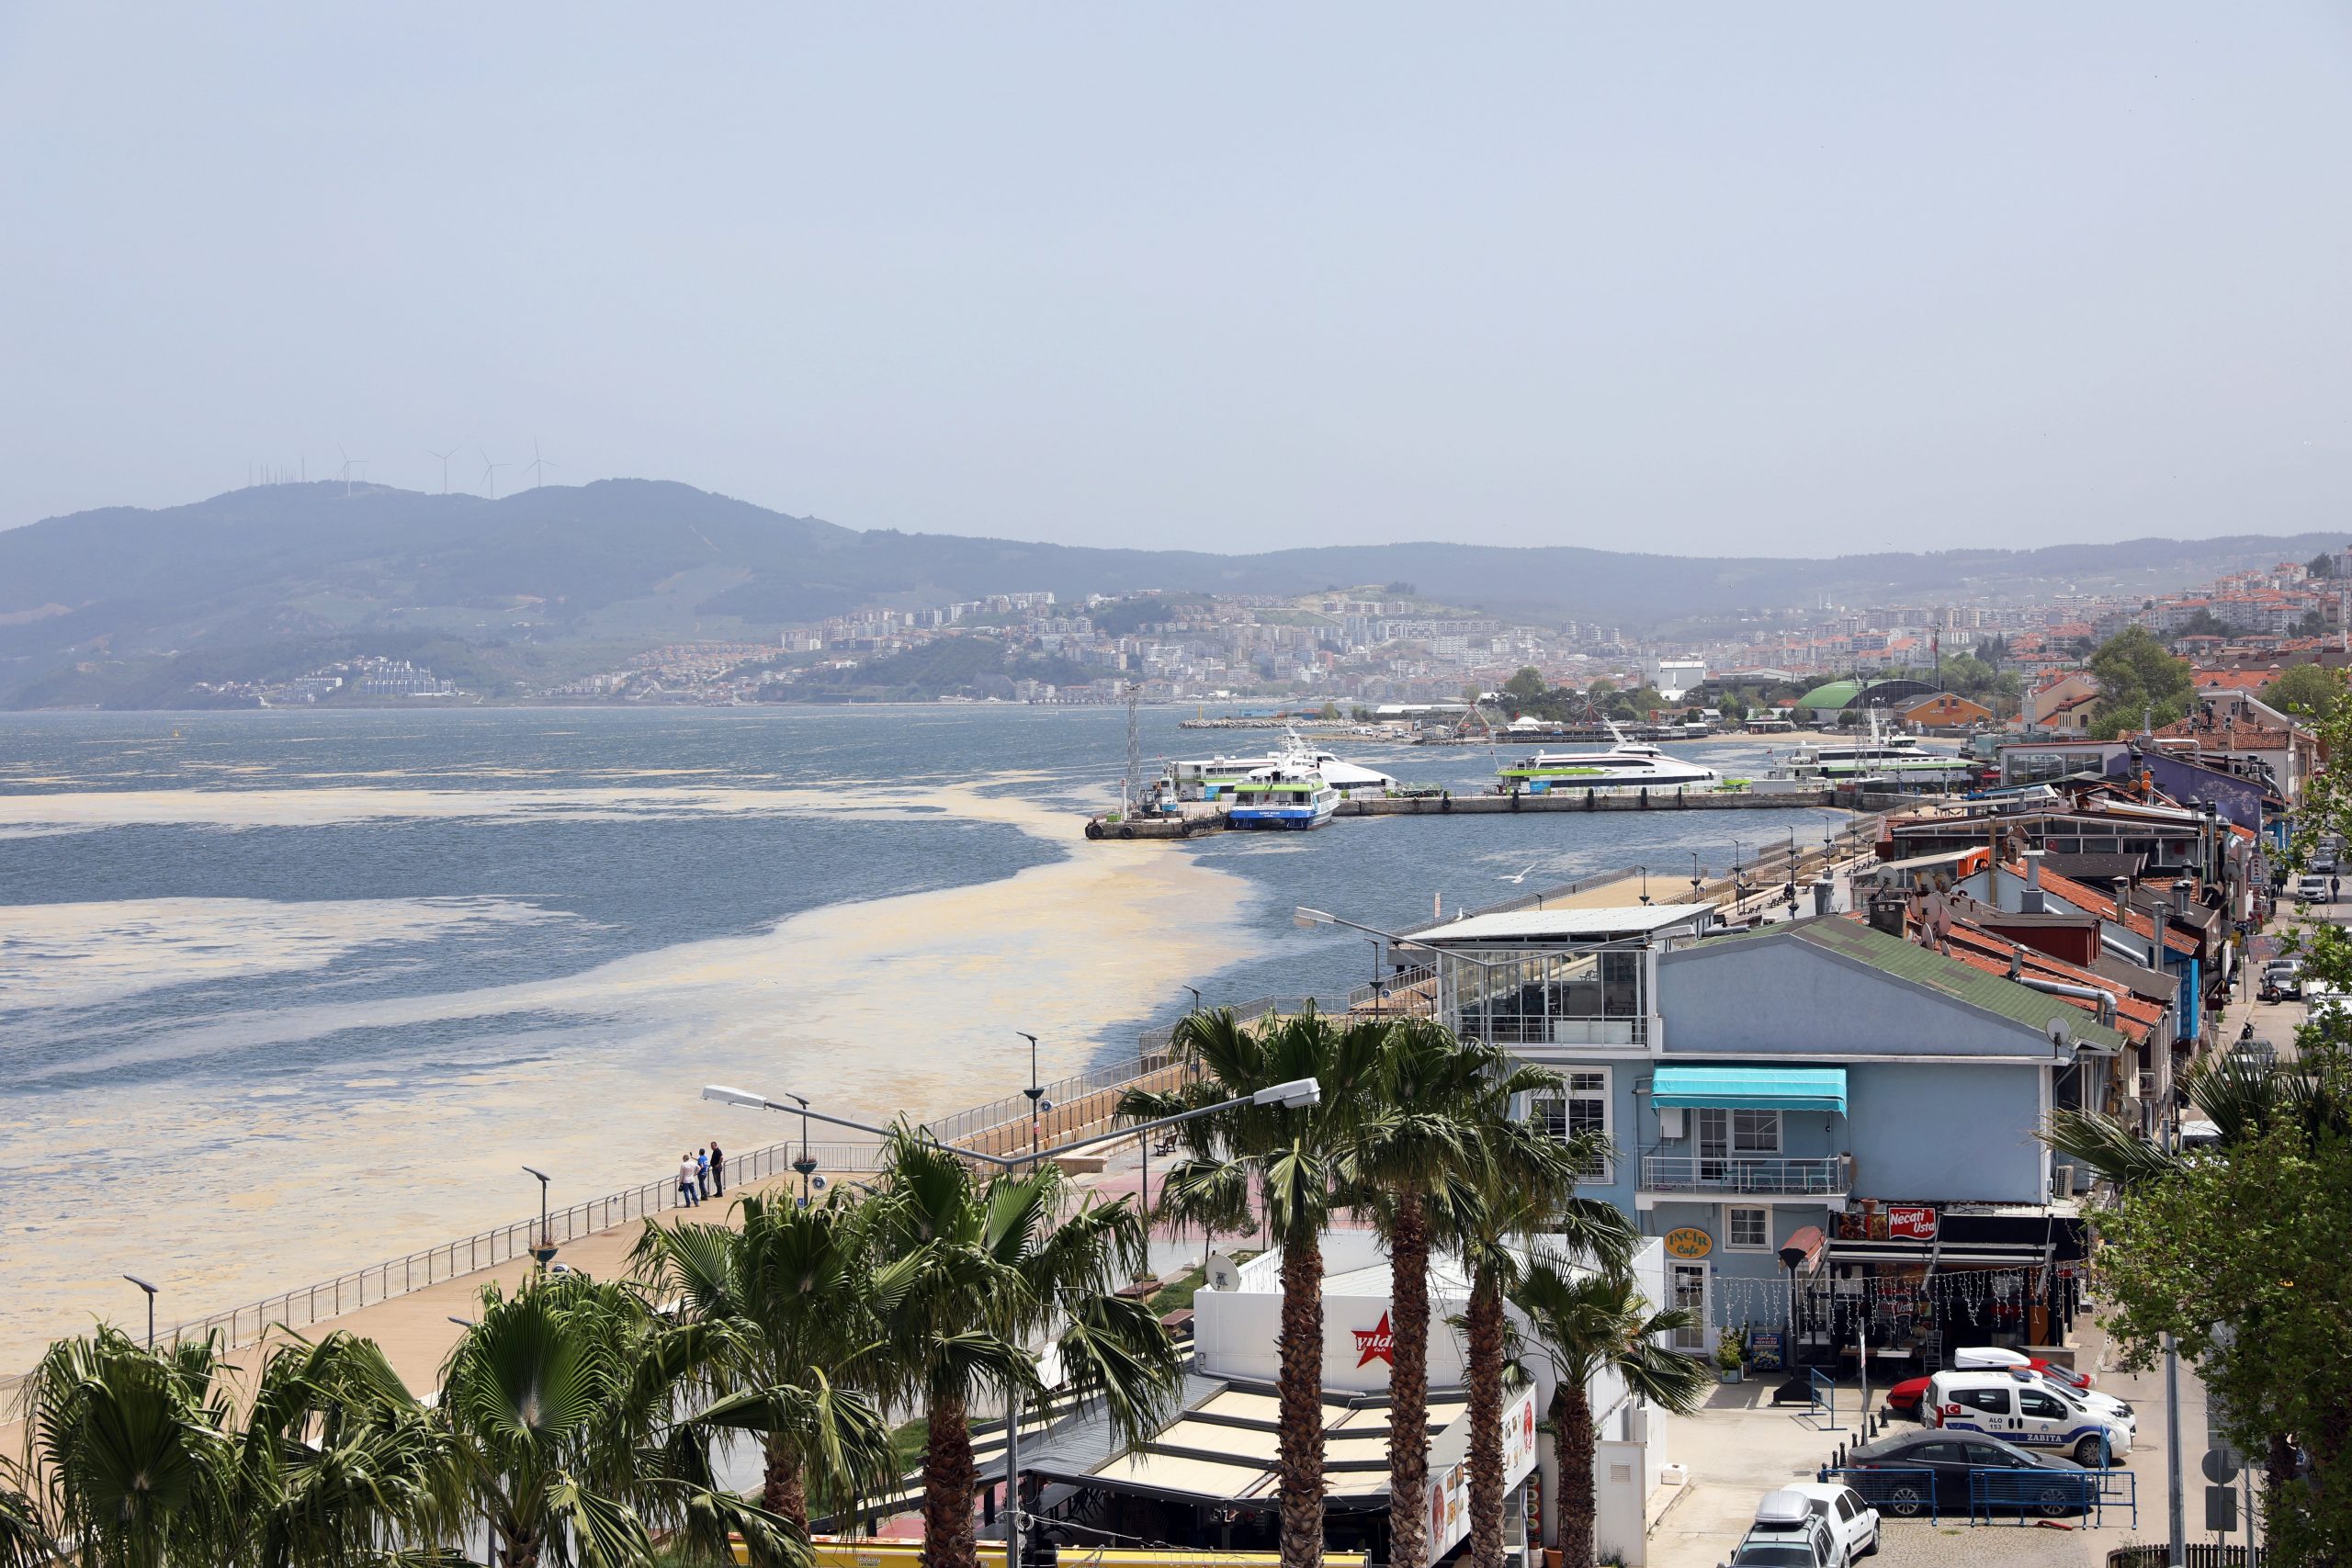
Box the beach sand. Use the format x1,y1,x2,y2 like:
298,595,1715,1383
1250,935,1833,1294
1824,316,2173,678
0,781,1254,1369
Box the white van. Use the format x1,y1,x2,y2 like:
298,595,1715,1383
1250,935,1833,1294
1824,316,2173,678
1928,1369,2132,1467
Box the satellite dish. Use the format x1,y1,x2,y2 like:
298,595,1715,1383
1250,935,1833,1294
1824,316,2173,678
810,1175,828,1191
1204,1251,1241,1292
1037,1099,1054,1113
2046,1016,2071,1048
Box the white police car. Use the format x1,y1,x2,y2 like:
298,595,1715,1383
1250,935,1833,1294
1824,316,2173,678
1928,1368,2133,1467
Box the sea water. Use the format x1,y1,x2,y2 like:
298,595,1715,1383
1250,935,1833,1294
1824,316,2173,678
0,705,1838,1362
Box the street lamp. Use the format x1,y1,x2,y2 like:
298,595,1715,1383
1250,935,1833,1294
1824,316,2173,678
1634,863,1651,905
1183,985,1203,1013
123,1275,158,1348
1017,1031,1044,1159
522,1166,555,1269
788,1092,820,1205
1690,851,1705,902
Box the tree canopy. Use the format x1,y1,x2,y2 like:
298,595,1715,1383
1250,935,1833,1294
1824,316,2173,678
2267,661,2344,722
2087,626,2195,738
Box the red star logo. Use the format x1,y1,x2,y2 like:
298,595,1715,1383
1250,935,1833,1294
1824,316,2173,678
1353,1312,1396,1368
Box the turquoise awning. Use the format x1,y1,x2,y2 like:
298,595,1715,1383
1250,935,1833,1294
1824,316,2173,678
1653,1066,1848,1114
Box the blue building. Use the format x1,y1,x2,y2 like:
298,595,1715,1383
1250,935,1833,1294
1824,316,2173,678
1417,907,2114,1369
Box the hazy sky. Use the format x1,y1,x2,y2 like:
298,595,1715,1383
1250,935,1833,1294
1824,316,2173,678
4,6,2349,554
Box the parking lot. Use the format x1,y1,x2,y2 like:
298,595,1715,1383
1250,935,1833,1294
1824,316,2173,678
1645,1315,2215,1568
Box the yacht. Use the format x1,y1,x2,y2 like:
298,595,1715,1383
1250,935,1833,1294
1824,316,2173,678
1224,765,1342,829
1495,724,1722,793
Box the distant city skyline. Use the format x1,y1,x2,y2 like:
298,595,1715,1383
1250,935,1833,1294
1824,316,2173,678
4,4,2349,551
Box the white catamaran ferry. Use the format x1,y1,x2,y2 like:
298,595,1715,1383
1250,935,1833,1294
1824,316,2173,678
1223,766,1342,829
1495,724,1722,794
1164,730,1396,801
1755,718,1974,793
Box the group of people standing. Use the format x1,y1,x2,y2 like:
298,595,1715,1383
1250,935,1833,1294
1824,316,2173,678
674,1142,725,1206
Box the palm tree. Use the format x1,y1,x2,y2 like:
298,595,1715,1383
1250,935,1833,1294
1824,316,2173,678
1508,1263,1711,1568
864,1130,1181,1568
435,1271,798,1568
1452,1117,1634,1568
2047,1051,2350,1188
1339,1020,1553,1568
226,1330,445,1568
9,1325,233,1568
629,1192,897,1531
1150,1006,1385,1568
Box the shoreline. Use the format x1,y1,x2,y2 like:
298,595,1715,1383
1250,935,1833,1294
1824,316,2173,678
0,776,1256,1368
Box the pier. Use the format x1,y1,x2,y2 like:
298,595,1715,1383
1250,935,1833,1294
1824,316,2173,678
1086,785,1837,838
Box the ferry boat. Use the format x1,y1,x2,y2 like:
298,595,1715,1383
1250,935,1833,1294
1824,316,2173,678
1165,730,1395,800
1224,767,1342,829
1754,716,1975,793
1495,724,1722,793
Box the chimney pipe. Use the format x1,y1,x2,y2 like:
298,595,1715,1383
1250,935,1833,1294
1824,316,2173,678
2023,849,2046,913
1867,890,1906,940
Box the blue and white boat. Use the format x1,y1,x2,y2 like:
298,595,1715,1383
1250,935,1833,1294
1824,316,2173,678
1224,765,1341,829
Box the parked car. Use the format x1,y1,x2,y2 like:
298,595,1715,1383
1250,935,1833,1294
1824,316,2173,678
1770,1483,1880,1561
1884,1347,2097,1415
1928,1369,2132,1465
1723,1498,1844,1567
2295,874,2333,902
1843,1429,2090,1517
2261,960,2302,1001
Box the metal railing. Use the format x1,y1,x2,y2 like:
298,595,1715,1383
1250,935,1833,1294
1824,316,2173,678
1967,1465,2113,1525
920,1047,1178,1147
1639,1153,1854,1196
125,1139,891,1359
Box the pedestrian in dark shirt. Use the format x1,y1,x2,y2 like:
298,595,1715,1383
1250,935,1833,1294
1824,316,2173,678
695,1147,711,1201
707,1141,726,1197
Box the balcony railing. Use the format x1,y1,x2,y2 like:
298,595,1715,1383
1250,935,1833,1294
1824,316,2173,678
1639,1153,1854,1196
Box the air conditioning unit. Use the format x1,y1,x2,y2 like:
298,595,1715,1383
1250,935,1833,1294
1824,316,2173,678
2135,1071,2157,1101
2052,1163,2075,1199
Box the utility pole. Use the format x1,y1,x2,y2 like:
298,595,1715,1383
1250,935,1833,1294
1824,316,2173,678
1124,682,1141,818
2162,1111,2185,1567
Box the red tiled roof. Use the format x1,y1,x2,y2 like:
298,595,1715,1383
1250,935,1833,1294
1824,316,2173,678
2018,863,2201,954
1935,916,2161,1043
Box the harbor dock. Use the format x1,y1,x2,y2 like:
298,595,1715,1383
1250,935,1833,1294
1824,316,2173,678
1087,785,1838,839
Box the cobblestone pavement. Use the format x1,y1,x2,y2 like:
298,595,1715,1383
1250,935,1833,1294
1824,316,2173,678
1870,1517,2110,1564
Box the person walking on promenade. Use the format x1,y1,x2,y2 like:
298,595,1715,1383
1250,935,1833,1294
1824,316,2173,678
707,1140,725,1197
677,1152,701,1207
695,1147,711,1201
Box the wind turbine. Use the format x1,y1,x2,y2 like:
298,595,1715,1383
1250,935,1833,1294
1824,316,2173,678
480,453,511,499
335,445,368,497
427,447,458,494
523,436,559,490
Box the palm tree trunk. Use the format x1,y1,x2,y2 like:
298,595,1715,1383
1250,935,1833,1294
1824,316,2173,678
1276,1211,1326,1568
1550,1381,1598,1568
763,1435,809,1534
1464,1267,1507,1568
1386,1192,1432,1568
922,1388,980,1568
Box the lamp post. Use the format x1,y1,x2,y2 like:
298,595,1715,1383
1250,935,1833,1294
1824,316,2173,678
1183,985,1203,1013
1634,863,1650,905
1017,1031,1044,1160
1690,851,1705,902
123,1275,158,1349
789,1093,820,1205
522,1166,554,1269
1294,907,1511,1043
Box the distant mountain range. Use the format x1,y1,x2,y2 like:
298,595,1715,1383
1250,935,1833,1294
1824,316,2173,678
1,479,2343,707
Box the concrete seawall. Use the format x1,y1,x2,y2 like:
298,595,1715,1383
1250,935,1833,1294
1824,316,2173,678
1338,789,1834,815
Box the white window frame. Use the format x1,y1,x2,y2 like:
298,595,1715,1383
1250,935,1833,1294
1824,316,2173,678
1531,1067,1613,1183
1730,1109,1781,1155
1724,1203,1771,1252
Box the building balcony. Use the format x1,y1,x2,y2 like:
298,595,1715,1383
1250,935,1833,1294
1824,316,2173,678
1637,1153,1854,1198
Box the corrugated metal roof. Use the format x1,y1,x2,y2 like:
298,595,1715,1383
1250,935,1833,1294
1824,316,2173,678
1654,1065,1848,1112
1415,903,1713,944
1698,918,2128,1052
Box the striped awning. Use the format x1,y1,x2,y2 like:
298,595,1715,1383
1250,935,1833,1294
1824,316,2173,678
1653,1065,1848,1114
